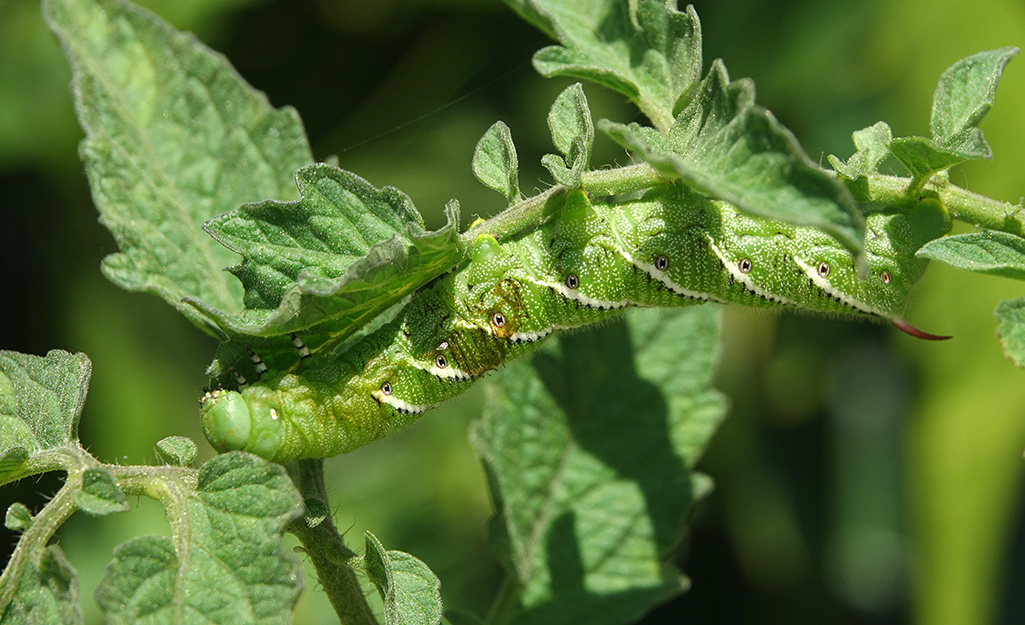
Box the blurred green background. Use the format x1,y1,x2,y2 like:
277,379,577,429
1,0,1024,623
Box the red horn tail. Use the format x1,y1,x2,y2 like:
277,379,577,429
892,319,952,341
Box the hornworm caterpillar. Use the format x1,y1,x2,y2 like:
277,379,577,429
202,189,950,462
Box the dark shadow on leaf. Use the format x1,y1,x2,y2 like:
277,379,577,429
532,317,696,554
513,316,699,623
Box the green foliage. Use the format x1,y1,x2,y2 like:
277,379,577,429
0,349,90,484
507,0,702,133
3,547,80,625
473,122,522,202
353,532,443,625
2,0,1024,624
199,165,460,336
43,0,313,332
917,231,1025,280
540,83,594,188
996,296,1025,367
72,470,129,517
93,453,303,625
155,436,198,467
600,59,865,254
472,308,724,623
884,48,1020,188
3,505,32,535
0,350,303,624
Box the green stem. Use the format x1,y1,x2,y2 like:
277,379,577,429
0,445,103,618
581,163,666,196
858,174,1025,235
0,465,79,619
287,460,376,625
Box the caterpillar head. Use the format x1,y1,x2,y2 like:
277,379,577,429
201,388,284,460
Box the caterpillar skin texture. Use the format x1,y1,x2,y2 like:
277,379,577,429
202,189,950,462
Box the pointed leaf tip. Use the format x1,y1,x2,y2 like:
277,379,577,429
473,121,521,202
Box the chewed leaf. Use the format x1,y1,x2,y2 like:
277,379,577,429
0,350,91,484
473,121,521,202
510,0,702,132
94,452,303,625
601,60,864,256
188,164,461,342
916,231,1025,280
44,0,313,332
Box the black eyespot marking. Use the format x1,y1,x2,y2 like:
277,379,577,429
880,270,892,285
738,258,753,274
435,355,448,369
565,274,579,289
381,381,392,396
492,312,506,328
817,262,831,278
655,255,669,271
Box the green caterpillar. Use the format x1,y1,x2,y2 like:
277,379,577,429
201,188,950,463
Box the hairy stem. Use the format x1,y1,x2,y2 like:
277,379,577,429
288,459,376,625
857,174,1025,235
0,447,91,618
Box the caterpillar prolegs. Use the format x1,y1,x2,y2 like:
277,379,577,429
201,189,951,463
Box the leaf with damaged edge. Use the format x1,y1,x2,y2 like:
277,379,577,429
542,83,593,187
828,121,893,180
